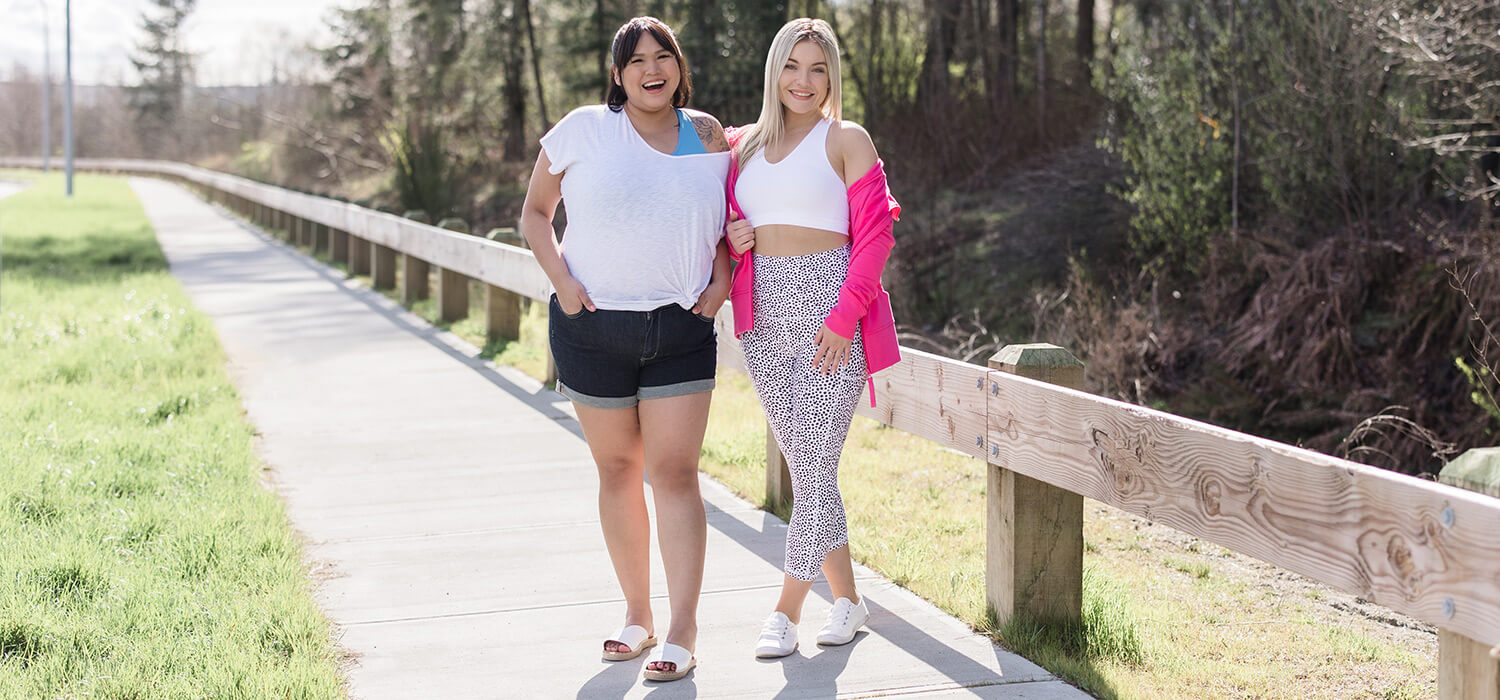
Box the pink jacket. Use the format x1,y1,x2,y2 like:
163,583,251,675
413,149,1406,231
725,138,903,407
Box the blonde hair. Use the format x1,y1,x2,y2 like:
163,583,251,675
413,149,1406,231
733,18,842,170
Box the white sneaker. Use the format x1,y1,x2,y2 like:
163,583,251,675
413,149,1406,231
755,611,798,658
816,597,869,646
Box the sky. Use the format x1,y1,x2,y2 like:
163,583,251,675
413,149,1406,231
1,0,357,86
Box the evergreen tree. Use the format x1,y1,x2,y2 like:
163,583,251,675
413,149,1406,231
129,0,197,158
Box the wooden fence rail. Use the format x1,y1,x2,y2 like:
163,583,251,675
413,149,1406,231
7,157,1498,697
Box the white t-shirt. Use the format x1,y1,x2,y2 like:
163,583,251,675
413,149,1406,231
539,105,731,311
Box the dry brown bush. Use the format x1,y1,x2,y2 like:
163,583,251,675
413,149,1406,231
1038,222,1499,476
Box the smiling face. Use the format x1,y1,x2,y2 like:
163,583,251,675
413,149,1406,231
613,32,681,113
778,39,830,118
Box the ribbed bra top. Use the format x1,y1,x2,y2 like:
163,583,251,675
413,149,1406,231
734,119,849,236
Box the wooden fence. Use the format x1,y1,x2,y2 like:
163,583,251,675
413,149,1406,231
6,158,1498,697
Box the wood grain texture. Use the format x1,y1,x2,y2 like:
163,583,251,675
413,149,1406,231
1440,629,1500,700
1439,454,1500,700
985,369,1500,647
859,347,991,459
986,344,1085,624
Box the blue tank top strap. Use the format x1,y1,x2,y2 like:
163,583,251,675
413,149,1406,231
672,108,707,156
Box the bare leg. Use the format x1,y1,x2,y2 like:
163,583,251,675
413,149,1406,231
774,575,816,624
822,545,860,604
575,403,652,654
638,391,712,673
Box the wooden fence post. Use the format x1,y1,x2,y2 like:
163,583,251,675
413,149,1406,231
314,222,329,256
1438,447,1500,700
765,425,793,511
349,236,371,276
483,227,524,342
400,254,429,304
331,227,349,264
372,244,397,291
484,284,521,341
400,212,430,305
436,219,470,322
986,343,1086,625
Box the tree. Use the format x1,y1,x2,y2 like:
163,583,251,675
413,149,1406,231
994,0,1021,105
1358,0,1500,218
129,0,197,158
388,0,466,216
917,0,960,107
323,0,395,168
1077,0,1096,80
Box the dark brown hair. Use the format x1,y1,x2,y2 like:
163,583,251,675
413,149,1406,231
606,17,692,112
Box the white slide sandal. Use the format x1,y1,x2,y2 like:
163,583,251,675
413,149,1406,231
643,642,696,682
602,624,657,661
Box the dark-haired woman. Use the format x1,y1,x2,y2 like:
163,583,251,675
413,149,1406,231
519,16,731,683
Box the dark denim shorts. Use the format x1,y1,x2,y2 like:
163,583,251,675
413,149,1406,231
548,295,717,408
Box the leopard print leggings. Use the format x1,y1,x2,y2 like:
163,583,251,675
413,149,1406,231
741,244,866,582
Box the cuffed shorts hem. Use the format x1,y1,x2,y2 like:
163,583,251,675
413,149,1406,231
638,377,716,401
558,378,716,408
556,380,639,409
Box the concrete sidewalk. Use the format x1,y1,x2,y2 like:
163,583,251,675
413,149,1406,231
131,177,1088,699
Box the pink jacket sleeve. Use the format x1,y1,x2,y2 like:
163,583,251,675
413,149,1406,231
824,160,900,339
724,126,748,262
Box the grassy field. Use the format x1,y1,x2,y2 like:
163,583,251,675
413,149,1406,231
0,173,345,698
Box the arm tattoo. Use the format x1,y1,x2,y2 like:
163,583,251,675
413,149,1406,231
692,116,730,153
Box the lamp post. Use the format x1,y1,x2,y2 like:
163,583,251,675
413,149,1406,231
38,0,51,173
63,0,73,197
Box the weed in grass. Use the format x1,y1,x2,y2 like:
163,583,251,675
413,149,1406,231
120,516,164,548
1382,681,1428,699
0,620,45,667
1326,626,1384,663
34,562,107,606
1081,569,1147,666
145,393,198,425
1164,557,1211,580
9,492,62,525
174,534,222,581
986,566,1146,687
103,471,159,499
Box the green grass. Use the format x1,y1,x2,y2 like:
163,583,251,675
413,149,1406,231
0,173,345,698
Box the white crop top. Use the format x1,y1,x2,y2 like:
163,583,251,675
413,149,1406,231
734,119,849,235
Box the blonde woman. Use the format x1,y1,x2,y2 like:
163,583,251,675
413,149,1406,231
723,18,902,658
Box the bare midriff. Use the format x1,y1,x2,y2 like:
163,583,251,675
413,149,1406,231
752,224,849,257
